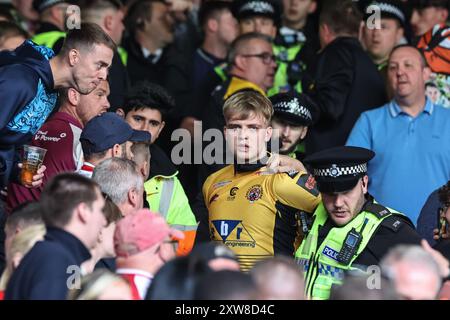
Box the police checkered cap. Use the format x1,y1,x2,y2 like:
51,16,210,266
273,98,312,122
304,146,375,193
239,1,275,15
232,0,282,26
33,0,69,13
366,0,406,26
314,163,368,178
270,92,316,126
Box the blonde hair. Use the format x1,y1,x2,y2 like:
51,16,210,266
67,269,130,300
223,90,274,125
0,224,46,290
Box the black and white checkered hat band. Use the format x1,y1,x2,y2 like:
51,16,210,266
274,98,312,121
239,1,275,15
314,164,367,178
372,2,405,23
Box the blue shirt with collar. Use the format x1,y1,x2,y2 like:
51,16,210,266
5,227,91,300
346,98,450,225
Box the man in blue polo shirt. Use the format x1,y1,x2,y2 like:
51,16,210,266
346,45,450,225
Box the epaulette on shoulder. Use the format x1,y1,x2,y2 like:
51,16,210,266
380,216,404,233
364,202,392,219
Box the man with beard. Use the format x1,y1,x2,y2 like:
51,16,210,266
295,146,421,300
270,91,316,161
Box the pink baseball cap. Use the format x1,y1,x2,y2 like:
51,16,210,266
114,209,184,258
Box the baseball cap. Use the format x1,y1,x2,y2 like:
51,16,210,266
114,209,185,258
80,112,151,156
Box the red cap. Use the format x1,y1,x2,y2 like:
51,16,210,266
114,209,184,258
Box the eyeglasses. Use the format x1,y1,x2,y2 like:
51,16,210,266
241,52,276,65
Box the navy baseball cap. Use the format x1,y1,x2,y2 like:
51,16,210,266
80,112,151,156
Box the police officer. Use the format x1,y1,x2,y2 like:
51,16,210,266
231,0,281,38
230,0,286,94
361,0,407,88
295,146,422,300
32,0,73,53
270,91,316,161
208,0,282,86
271,0,319,96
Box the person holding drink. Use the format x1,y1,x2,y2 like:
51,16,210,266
0,23,115,191
20,145,47,188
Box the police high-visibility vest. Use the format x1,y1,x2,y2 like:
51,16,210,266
32,31,66,50
268,43,304,97
288,143,305,160
144,174,197,256
213,62,228,82
213,42,305,95
295,201,401,300
117,46,128,66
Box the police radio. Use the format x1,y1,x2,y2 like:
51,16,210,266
299,211,311,234
337,219,368,265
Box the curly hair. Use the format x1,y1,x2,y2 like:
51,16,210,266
438,180,450,206
122,81,175,122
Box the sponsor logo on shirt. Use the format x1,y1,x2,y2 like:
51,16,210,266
227,187,239,201
246,185,263,203
34,130,67,142
297,174,320,196
305,175,316,190
211,220,256,248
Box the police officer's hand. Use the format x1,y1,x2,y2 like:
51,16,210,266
266,154,306,173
